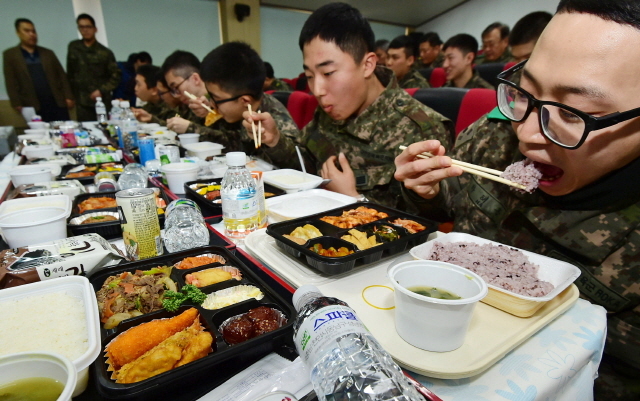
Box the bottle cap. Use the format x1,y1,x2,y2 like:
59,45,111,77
96,97,102,101
226,152,247,166
292,284,323,312
112,100,120,106
120,101,130,108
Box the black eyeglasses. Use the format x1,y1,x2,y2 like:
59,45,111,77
169,74,193,96
209,93,251,106
496,60,640,149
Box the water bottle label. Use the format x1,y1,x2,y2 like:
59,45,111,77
222,188,258,219
294,304,369,364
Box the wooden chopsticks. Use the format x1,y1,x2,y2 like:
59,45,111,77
248,104,261,149
183,91,215,114
398,145,527,190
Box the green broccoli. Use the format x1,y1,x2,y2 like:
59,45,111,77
162,285,207,312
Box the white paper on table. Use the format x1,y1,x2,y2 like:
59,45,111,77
197,353,313,401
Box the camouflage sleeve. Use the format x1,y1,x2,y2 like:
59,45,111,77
262,123,309,170
99,49,121,95
66,42,79,91
188,122,233,147
260,96,303,168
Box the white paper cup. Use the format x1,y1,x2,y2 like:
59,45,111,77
178,133,200,145
161,163,199,194
388,260,488,352
0,207,69,248
0,352,77,401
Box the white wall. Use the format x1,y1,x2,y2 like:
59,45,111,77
418,0,559,42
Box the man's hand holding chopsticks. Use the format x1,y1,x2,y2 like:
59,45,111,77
242,110,279,147
394,140,463,200
166,116,191,134
188,96,212,118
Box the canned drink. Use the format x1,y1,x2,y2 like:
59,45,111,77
138,137,155,166
158,144,180,165
116,188,163,260
94,172,118,192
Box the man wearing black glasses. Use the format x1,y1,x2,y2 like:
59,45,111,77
396,1,640,399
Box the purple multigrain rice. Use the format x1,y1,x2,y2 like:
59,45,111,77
500,159,542,193
428,241,554,297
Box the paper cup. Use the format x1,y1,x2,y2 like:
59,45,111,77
178,133,200,146
161,163,199,194
388,260,488,352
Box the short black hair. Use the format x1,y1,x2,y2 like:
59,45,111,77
482,22,509,39
136,65,160,89
14,18,33,31
200,42,265,99
420,32,443,47
443,34,479,60
375,39,389,52
136,51,153,65
509,12,552,46
299,2,375,64
264,62,275,79
557,0,640,30
76,13,95,27
161,50,200,79
388,35,417,58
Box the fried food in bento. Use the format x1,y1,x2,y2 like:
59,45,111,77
391,218,426,234
78,196,117,213
185,266,242,287
175,255,227,270
341,229,380,250
105,307,200,371
320,206,388,228
283,224,323,245
106,308,213,383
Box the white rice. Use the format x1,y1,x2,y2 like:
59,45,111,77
427,241,554,297
0,291,89,360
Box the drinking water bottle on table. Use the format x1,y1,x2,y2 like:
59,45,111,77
95,97,107,125
120,101,138,150
163,199,209,252
221,152,259,242
292,285,422,401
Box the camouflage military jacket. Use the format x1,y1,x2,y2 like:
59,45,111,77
266,78,293,92
268,67,453,209
187,93,300,166
398,68,431,89
443,69,495,90
405,112,640,368
421,52,445,69
66,40,120,107
475,48,513,65
141,101,164,117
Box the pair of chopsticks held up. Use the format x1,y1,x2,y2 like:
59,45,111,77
398,145,527,190
247,105,262,149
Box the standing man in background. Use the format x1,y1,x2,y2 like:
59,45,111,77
3,18,73,121
475,22,512,64
67,13,120,122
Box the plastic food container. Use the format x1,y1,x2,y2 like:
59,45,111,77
409,232,582,317
87,246,296,400
182,141,224,159
389,260,488,352
161,163,199,194
23,128,48,136
266,202,437,275
265,189,357,222
0,276,102,397
263,169,323,193
27,121,48,129
184,178,285,217
177,133,200,146
22,144,54,160
0,351,77,401
9,165,53,186
0,194,71,215
59,162,124,185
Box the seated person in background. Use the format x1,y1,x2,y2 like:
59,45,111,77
263,62,293,92
475,22,512,64
132,64,163,121
418,32,444,68
386,35,430,89
198,41,299,160
246,2,452,209
395,1,640,399
161,50,211,133
374,39,389,66
442,34,494,89
143,75,185,126
509,11,552,63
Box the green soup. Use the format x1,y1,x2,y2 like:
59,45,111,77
0,377,64,401
408,286,461,300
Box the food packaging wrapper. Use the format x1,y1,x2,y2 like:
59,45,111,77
11,180,85,199
0,233,125,289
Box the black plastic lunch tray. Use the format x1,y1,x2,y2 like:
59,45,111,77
88,245,297,400
68,190,170,239
266,202,437,275
184,179,285,217
59,162,125,184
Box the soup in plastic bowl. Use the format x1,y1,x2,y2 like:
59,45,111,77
388,260,487,352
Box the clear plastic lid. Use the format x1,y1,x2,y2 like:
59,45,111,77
226,152,247,167
292,284,324,312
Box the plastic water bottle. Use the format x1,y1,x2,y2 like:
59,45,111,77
292,285,422,401
120,101,138,150
221,152,259,243
163,199,209,252
117,163,148,190
110,100,122,124
95,97,107,125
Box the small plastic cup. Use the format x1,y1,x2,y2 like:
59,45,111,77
388,260,488,352
178,133,200,146
161,163,199,194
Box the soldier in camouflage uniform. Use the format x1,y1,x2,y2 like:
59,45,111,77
442,34,494,90
418,32,445,69
387,35,431,89
263,62,293,92
67,14,120,122
475,22,513,65
247,2,452,209
396,3,640,399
